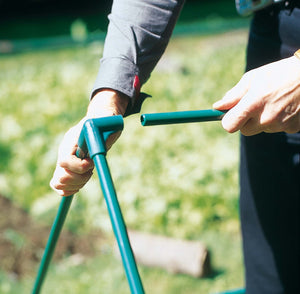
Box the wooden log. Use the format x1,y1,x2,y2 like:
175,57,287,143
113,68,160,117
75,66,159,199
114,230,211,278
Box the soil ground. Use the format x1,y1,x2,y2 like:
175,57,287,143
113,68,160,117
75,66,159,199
0,194,104,278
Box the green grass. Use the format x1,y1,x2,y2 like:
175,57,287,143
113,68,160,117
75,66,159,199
1,231,243,294
0,28,248,293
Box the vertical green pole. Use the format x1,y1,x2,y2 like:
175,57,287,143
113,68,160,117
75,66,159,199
32,144,86,294
82,117,144,294
32,195,74,294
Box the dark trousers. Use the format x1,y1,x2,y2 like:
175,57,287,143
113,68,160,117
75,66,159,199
241,6,300,294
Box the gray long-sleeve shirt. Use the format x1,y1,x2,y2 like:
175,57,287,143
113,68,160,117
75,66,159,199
91,0,185,113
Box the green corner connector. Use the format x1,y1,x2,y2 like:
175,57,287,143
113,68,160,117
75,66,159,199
32,115,145,294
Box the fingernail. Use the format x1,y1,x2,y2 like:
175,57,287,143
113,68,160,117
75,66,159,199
213,100,222,108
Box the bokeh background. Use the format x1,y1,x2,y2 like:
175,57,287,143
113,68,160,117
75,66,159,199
0,1,250,293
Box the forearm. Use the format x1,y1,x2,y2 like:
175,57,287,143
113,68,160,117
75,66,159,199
51,0,187,196
92,0,185,110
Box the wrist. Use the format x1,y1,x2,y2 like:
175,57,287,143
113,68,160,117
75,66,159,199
87,89,130,117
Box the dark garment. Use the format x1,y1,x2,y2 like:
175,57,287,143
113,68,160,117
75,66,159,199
241,6,300,294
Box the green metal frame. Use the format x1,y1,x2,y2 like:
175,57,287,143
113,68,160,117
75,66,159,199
32,110,244,294
32,115,144,294
141,110,245,294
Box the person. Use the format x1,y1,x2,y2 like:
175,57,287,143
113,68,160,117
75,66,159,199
50,0,300,293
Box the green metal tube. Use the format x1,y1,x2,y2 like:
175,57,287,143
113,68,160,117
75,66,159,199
32,139,86,294
32,195,74,294
32,116,124,294
79,116,143,293
93,154,144,294
140,109,226,126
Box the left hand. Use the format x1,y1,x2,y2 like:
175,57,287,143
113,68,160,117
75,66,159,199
213,55,300,136
50,89,129,196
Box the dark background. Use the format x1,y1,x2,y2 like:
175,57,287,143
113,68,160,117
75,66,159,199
0,0,112,16
0,0,237,39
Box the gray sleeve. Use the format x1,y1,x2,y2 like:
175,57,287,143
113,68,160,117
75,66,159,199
91,0,185,111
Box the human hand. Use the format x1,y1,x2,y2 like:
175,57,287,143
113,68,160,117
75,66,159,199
50,89,129,196
213,56,300,136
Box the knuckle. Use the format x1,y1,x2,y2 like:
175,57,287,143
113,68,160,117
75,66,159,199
53,183,64,190
241,128,257,136
59,175,71,184
85,170,93,179
74,161,89,174
78,163,94,175
222,120,236,133
260,112,276,127
285,124,300,134
77,166,87,174
241,130,251,136
283,116,300,134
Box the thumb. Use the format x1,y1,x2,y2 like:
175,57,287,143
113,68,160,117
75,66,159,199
213,87,244,110
213,74,250,110
57,118,86,161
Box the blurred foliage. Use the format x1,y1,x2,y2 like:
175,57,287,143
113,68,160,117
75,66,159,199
111,32,245,239
0,46,94,208
0,29,246,237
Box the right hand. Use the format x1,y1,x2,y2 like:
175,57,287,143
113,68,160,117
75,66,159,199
213,56,300,136
50,89,129,196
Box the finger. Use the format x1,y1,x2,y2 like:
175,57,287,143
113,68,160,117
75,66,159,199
50,176,79,197
55,168,93,187
221,93,256,133
53,187,79,197
50,182,80,197
105,131,121,151
213,96,240,110
239,118,264,136
213,71,252,111
283,115,300,133
50,159,92,185
54,182,88,191
59,155,94,174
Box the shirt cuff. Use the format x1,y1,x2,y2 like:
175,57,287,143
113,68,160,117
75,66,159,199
91,56,139,99
91,57,150,116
